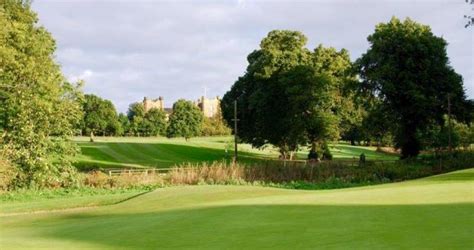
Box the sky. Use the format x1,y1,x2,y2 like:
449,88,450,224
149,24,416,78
32,0,473,113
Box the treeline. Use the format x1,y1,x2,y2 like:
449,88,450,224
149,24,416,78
1,1,472,189
222,18,473,160
80,95,230,139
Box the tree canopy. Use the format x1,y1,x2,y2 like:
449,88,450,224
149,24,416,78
167,99,203,140
81,94,120,136
221,30,356,159
356,17,472,158
0,0,83,188
144,108,167,136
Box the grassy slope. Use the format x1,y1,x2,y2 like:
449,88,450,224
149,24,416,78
74,136,397,169
1,169,472,249
0,190,146,214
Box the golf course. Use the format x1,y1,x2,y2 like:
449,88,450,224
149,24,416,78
2,1,474,249
1,168,473,249
74,136,397,169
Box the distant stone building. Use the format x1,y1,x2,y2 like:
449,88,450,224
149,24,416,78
142,96,221,118
143,97,164,112
195,96,221,118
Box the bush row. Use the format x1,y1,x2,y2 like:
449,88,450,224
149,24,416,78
2,150,472,192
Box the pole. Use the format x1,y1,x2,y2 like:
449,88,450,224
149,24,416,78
233,100,238,162
448,94,452,152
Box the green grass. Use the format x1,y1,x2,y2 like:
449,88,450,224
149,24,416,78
74,136,397,169
1,169,472,249
0,188,149,214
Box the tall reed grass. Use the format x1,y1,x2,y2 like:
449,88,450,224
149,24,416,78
168,150,474,187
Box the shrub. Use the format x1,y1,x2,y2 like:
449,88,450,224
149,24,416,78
166,150,474,188
0,154,16,191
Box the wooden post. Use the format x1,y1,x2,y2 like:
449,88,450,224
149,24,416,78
447,94,452,153
232,100,239,163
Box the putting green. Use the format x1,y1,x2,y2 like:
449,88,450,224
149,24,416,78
1,169,473,249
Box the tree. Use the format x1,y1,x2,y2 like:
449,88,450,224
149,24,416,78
356,17,471,158
465,0,473,28
144,108,167,136
117,113,130,136
127,102,146,136
0,1,83,188
126,103,167,136
282,66,340,158
423,117,473,151
222,30,312,158
167,100,203,140
81,94,120,136
201,112,231,136
361,102,395,147
222,30,354,159
311,45,358,149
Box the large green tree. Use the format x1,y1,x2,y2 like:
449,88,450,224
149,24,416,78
81,94,120,136
0,1,83,188
222,30,311,157
222,30,355,159
311,45,358,150
126,103,167,136
356,17,471,158
281,66,339,157
144,108,167,136
127,102,146,136
167,100,203,140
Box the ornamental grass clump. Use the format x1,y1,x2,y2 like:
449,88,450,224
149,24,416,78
169,162,245,185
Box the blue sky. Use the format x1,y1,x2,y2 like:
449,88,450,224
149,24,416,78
32,0,473,113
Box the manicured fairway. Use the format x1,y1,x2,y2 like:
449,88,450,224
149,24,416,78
74,136,397,169
1,169,473,249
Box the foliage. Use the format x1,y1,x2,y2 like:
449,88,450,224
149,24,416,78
0,1,83,189
422,116,473,151
117,113,130,136
167,99,203,140
465,0,473,28
281,65,340,158
126,103,167,136
201,112,231,136
81,94,121,136
127,102,146,136
360,101,394,147
0,152,16,190
222,30,310,156
169,151,473,186
143,108,167,136
222,30,355,159
356,17,471,158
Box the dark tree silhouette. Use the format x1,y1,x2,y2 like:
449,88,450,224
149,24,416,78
465,0,473,28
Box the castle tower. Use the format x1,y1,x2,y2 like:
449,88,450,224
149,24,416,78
143,96,164,112
196,96,221,118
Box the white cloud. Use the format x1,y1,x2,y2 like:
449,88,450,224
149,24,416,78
32,0,473,113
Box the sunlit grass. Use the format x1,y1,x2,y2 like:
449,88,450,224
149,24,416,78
1,169,472,249
74,136,397,169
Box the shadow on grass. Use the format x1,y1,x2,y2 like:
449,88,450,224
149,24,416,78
75,142,270,170
9,203,474,249
292,144,397,161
